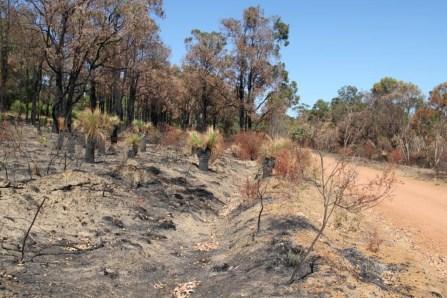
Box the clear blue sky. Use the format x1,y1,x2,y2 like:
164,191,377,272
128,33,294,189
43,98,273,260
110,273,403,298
158,0,447,106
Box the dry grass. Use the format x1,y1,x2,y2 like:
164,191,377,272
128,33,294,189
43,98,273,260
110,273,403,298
259,137,294,159
388,148,403,164
338,147,354,157
147,127,162,144
366,228,384,253
0,120,12,142
161,126,187,148
274,147,313,183
362,141,377,159
239,178,259,201
232,132,266,160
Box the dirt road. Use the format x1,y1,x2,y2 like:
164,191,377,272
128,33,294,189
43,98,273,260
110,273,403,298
326,155,447,255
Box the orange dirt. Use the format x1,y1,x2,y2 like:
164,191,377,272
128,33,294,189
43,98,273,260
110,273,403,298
326,155,447,255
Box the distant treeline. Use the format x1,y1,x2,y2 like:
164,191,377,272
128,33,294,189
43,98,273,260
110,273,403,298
292,79,447,171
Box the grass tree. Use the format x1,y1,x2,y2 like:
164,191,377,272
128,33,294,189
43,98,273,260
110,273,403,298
189,127,223,171
75,109,117,163
101,114,120,153
132,120,154,152
259,137,293,178
126,133,142,158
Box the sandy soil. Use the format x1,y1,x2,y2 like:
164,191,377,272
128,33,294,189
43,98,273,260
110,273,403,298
332,156,447,256
322,154,447,291
1,124,446,297
373,167,447,255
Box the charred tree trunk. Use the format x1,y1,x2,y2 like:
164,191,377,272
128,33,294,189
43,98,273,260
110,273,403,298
197,148,211,171
127,74,138,124
198,83,208,132
0,0,10,112
90,78,97,110
150,100,159,126
262,157,276,178
112,71,123,120
110,126,119,144
0,53,8,111
25,102,30,121
30,60,43,125
85,137,95,163
238,73,245,131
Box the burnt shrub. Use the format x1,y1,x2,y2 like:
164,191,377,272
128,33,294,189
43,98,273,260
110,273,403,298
231,132,267,160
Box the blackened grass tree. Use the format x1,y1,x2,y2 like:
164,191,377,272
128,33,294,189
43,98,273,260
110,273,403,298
125,133,142,158
74,109,119,163
132,119,154,152
259,137,293,178
189,127,223,171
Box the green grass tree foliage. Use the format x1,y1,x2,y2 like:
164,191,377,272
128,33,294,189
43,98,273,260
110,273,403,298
189,127,223,171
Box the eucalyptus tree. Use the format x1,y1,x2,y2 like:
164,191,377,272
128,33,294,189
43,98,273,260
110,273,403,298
430,82,447,117
222,6,289,130
183,29,228,131
0,0,12,111
26,0,163,131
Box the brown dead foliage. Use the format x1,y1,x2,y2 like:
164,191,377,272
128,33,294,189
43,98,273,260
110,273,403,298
161,125,188,150
366,228,385,253
231,132,267,160
274,147,312,183
239,177,259,201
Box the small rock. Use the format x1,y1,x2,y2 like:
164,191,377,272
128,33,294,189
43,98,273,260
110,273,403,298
212,263,230,272
103,268,119,279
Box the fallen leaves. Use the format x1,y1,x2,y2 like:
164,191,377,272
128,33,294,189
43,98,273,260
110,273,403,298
172,281,200,298
193,241,219,252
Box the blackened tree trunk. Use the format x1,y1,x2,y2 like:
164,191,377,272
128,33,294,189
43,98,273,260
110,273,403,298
262,157,276,178
45,102,50,118
30,96,38,125
0,0,10,112
197,148,211,171
99,95,105,113
127,74,138,124
85,137,95,163
113,75,123,120
180,110,190,129
25,102,29,121
199,83,208,132
238,73,245,131
127,143,138,158
90,78,97,110
150,101,159,126
31,60,43,125
111,126,119,144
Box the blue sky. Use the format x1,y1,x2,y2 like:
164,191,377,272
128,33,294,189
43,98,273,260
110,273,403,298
158,0,447,106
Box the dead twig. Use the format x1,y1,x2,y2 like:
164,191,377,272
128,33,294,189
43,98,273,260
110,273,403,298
21,196,47,262
288,152,395,284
